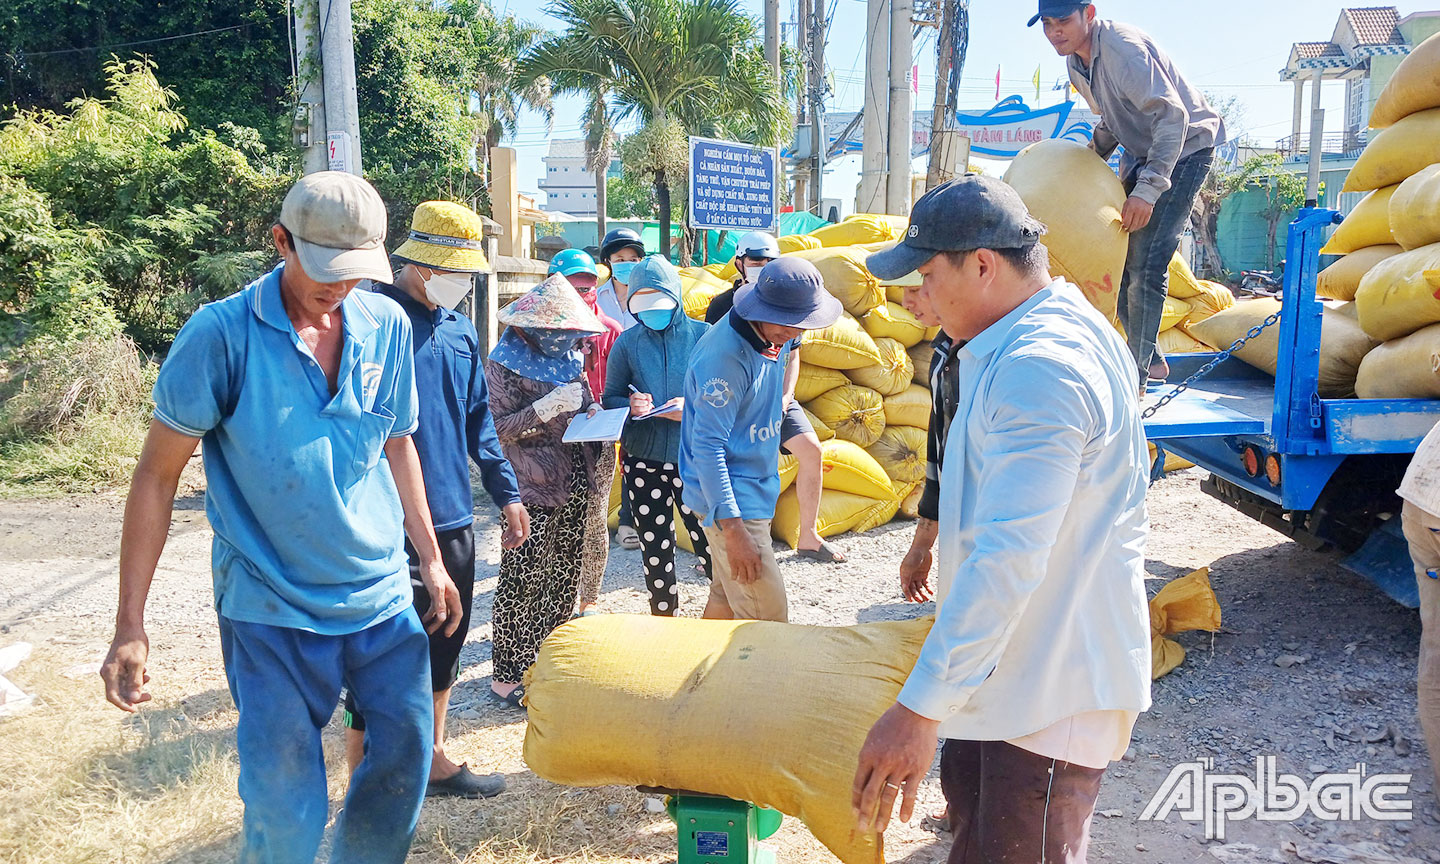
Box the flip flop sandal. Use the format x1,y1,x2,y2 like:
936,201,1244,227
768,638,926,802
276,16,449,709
571,608,601,620
489,685,526,710
426,764,507,799
797,542,846,564
617,525,641,550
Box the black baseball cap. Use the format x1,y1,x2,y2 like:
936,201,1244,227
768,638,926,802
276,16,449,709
865,174,1047,282
1028,0,1090,27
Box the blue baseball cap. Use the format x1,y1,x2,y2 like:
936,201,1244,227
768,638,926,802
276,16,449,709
1028,0,1090,26
733,258,842,330
865,174,1047,282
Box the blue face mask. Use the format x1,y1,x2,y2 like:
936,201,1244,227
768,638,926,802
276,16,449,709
610,260,639,285
636,308,673,331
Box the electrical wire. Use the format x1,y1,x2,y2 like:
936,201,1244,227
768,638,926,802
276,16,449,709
16,24,249,57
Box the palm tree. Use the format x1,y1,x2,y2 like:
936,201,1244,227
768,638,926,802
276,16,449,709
519,0,788,257
451,0,555,181
583,86,616,246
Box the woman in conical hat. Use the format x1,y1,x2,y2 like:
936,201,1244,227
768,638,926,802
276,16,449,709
484,274,606,706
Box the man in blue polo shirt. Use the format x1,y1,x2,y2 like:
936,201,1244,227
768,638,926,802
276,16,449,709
99,172,460,864
679,257,841,621
342,200,530,799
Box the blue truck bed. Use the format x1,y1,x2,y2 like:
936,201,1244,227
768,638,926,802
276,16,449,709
1143,209,1440,606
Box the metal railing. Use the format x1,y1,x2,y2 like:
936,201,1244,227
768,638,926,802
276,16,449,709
1274,131,1367,160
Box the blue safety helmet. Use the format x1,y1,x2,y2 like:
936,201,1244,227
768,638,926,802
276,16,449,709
548,248,599,278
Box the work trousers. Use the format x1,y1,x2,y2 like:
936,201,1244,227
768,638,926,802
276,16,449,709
1400,500,1440,795
493,459,590,683
622,455,711,615
218,609,432,864
701,519,787,622
940,738,1106,864
1120,147,1215,384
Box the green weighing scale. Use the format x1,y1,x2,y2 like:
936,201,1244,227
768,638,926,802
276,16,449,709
640,787,783,864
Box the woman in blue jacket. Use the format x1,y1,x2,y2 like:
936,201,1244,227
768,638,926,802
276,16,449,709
602,256,712,615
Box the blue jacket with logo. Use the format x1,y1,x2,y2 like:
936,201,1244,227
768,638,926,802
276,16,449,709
600,275,709,465
679,311,791,525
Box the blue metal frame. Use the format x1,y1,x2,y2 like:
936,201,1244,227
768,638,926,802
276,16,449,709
1146,208,1440,511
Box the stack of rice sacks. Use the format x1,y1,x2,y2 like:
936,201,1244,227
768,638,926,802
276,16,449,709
1331,31,1440,399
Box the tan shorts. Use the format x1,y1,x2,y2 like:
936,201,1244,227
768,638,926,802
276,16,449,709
701,520,787,622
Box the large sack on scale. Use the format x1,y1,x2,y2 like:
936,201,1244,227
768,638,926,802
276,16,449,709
1355,322,1440,398
866,425,928,485
787,247,885,316
1187,299,1378,397
806,384,886,447
1370,32,1440,128
1317,245,1403,301
523,614,932,864
1355,242,1440,341
1003,139,1126,325
1343,108,1440,192
1320,185,1400,254
845,337,914,397
1390,165,1440,251
800,312,882,370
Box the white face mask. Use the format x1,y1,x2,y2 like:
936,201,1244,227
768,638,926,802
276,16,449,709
422,270,473,309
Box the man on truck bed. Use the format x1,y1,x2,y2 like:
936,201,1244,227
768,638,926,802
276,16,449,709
1034,0,1225,391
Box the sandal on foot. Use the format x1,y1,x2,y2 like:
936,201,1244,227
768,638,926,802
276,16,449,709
489,685,526,709
616,525,641,550
426,764,506,799
797,541,846,563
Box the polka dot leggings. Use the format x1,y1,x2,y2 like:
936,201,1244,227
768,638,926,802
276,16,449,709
622,455,711,616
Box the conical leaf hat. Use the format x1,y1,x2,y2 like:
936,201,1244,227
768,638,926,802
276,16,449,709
498,273,605,334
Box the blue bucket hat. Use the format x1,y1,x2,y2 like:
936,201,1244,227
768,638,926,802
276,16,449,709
733,257,842,330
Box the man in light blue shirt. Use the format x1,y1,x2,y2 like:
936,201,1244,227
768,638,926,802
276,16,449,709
852,175,1151,862
100,173,460,864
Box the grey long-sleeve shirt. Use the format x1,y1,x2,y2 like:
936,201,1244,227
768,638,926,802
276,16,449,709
1067,19,1225,205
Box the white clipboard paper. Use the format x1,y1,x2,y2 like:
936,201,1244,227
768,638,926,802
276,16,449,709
562,407,630,443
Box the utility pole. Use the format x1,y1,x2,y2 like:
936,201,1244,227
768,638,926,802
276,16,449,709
764,0,780,88
794,0,811,212
886,0,914,215
858,0,889,212
808,0,826,210
925,0,955,190
319,0,363,174
293,0,328,174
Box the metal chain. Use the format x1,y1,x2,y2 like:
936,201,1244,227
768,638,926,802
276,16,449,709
1141,310,1282,420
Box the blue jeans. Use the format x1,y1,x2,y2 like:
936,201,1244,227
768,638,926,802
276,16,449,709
1120,147,1215,383
219,609,433,864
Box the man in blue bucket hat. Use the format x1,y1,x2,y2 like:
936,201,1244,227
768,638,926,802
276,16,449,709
679,256,841,621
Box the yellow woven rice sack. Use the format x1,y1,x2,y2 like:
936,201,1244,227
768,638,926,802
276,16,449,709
681,268,731,321
866,425,927,485
907,342,933,386
885,284,906,305
810,214,901,247
883,384,931,429
523,614,932,864
819,438,897,500
1160,296,1192,332
795,363,849,403
1317,245,1404,301
778,453,799,495
703,262,728,279
1157,327,1213,354
1320,185,1399,254
773,487,881,546
1147,442,1196,473
778,233,822,255
862,302,927,347
1370,31,1440,128
925,325,942,341
806,384,886,447
1344,108,1440,192
787,247,885,316
1356,242,1440,340
605,454,623,530
800,312,882,370
1390,165,1440,251
1355,322,1440,398
1004,139,1125,325
1180,280,1236,328
805,408,836,442
1188,299,1379,397
845,337,914,397
1149,568,1222,679
898,482,923,519
852,495,902,533
1167,253,1203,299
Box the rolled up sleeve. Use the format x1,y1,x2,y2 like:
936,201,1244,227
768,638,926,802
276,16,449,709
898,355,1096,720
1124,62,1189,205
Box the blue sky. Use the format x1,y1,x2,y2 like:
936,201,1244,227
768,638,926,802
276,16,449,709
498,0,1372,209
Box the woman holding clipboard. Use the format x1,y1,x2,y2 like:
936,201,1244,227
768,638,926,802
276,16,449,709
601,256,713,615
